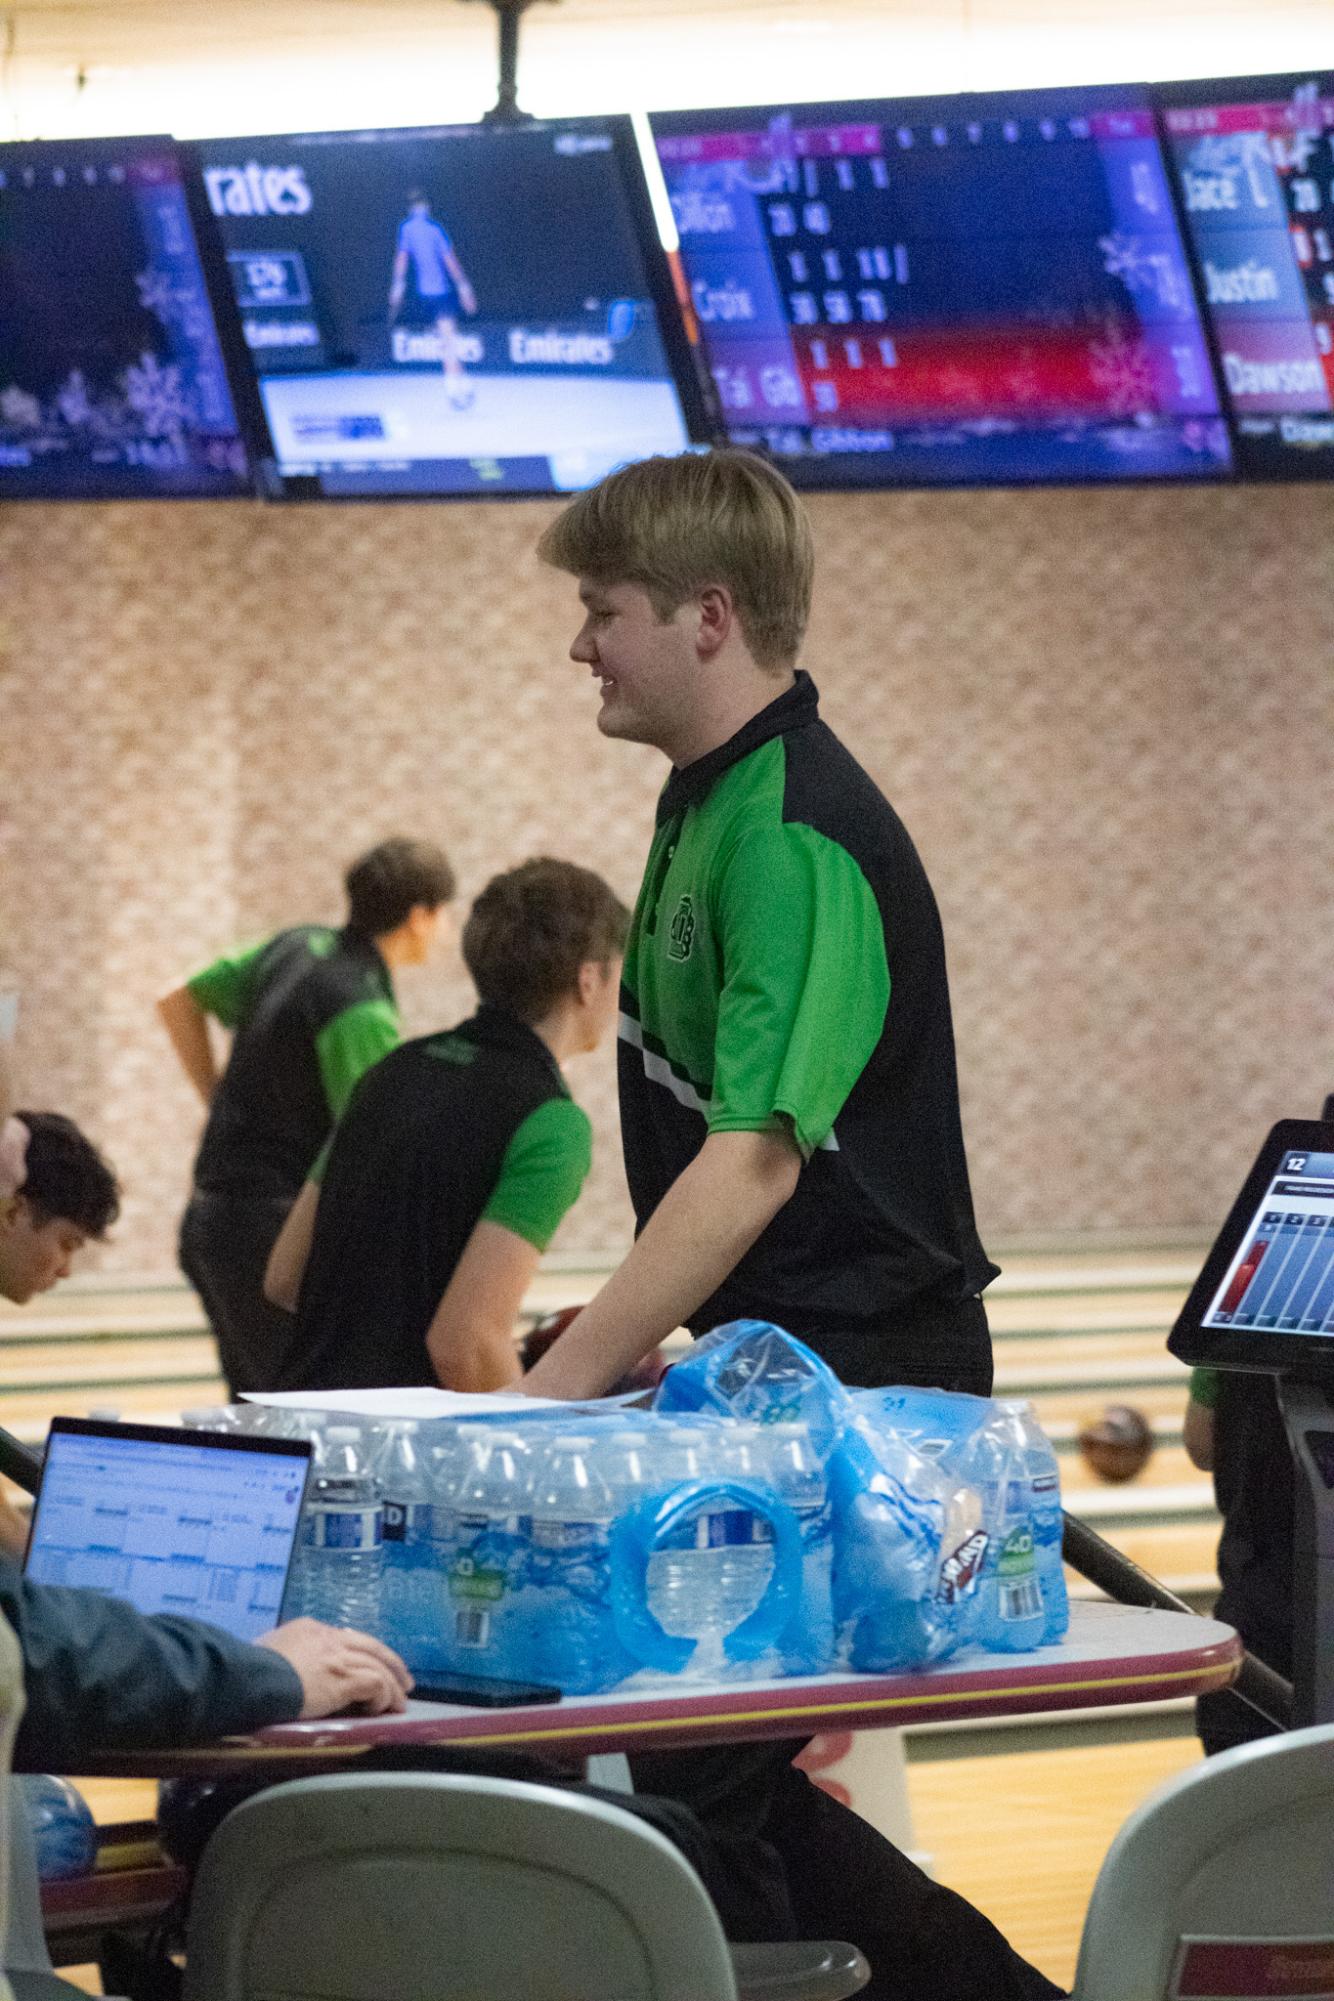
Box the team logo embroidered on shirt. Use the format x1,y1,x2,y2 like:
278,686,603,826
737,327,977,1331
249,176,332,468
667,894,696,963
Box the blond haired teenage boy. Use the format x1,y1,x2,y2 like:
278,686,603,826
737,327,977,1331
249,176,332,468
525,451,1056,2001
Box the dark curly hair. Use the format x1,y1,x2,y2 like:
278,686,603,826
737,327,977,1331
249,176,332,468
462,859,630,1024
17,1112,120,1239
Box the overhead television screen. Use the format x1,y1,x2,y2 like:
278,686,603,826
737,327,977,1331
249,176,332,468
193,119,712,497
649,87,1232,488
0,137,256,498
1156,73,1334,479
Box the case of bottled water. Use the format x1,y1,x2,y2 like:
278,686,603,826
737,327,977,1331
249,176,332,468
828,1411,961,1672
654,1319,849,1458
609,1419,803,1683
238,1329,1066,1686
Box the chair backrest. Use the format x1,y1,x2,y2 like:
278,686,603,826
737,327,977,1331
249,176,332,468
1073,1721,1334,2001
183,1769,739,2001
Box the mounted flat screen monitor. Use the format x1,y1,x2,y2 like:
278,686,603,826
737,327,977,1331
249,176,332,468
192,119,712,498
1155,73,1334,479
649,87,1232,489
1168,1122,1334,1380
0,136,257,499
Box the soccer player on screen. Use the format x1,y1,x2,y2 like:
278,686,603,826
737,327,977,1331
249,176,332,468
388,190,478,411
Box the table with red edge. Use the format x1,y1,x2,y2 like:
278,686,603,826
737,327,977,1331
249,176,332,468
67,1599,1241,1778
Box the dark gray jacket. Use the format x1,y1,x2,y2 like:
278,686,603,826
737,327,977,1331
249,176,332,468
0,1558,302,1770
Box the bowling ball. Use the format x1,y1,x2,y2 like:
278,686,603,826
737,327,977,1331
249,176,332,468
520,1305,667,1397
1076,1403,1155,1483
20,1774,97,1880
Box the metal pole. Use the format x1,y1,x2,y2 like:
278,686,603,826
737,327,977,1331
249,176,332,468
1062,1510,1293,1734
477,0,538,126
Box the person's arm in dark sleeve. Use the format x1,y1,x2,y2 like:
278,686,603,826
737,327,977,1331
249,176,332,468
0,1560,302,1770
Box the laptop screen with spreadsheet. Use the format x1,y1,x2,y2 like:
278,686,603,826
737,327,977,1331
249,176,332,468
23,1418,311,1644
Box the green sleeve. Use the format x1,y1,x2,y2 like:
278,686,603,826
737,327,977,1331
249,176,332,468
481,1098,592,1252
708,824,890,1158
314,998,400,1118
1189,1367,1222,1408
186,939,269,1029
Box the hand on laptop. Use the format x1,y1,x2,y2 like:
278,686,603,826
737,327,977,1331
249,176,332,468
258,1618,412,1719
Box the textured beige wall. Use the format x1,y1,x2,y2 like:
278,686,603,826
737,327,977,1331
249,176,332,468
1,484,1331,1275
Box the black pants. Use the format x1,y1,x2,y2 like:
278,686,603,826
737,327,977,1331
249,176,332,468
630,1299,1064,2001
179,1191,301,1398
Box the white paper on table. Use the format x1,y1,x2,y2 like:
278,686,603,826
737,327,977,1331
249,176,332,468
242,1386,641,1419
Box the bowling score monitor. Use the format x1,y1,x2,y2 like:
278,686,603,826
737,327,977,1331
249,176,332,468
1169,1120,1334,1381
1155,72,1334,483
649,81,1233,492
190,118,716,499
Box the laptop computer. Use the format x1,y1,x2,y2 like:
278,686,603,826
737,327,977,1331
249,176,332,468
23,1417,312,1645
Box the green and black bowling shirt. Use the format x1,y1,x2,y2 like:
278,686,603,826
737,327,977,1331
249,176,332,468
189,925,400,1200
619,671,997,1368
281,1006,592,1389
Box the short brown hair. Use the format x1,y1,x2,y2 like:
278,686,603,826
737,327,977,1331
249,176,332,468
19,1112,120,1239
537,449,814,672
345,837,455,937
462,859,630,1024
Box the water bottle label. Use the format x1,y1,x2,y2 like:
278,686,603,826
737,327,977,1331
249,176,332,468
997,1525,1035,1575
699,1507,772,1551
453,1607,491,1650
310,1507,381,1553
999,1576,1044,1622
1032,1473,1059,1495
382,1501,431,1544
1004,1478,1028,1512
449,1556,506,1605
531,1520,610,1552
937,1527,988,1605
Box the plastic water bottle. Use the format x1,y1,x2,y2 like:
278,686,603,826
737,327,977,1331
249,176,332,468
284,1422,326,1620
371,1421,437,1672
527,1431,629,1693
443,1428,532,1677
643,1426,778,1675
763,1421,834,1674
298,1425,383,1632
1004,1400,1069,1644
973,1412,1045,1654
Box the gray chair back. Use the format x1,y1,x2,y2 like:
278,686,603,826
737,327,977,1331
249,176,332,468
183,1769,739,2001
1073,1721,1334,2000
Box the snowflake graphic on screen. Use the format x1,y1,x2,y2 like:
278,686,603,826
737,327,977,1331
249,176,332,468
55,371,95,429
122,352,193,439
1088,318,1156,417
1099,234,1190,316
134,266,202,331
0,386,41,432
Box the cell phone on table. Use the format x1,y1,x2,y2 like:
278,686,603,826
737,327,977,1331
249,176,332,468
410,1673,562,1708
